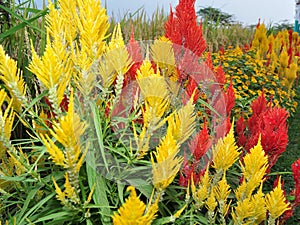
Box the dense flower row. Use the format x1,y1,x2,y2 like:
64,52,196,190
0,0,299,224
211,45,298,117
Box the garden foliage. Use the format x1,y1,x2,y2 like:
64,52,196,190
0,0,299,224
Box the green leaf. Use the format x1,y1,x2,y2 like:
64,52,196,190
86,160,112,224
90,101,109,172
0,5,47,40
32,212,72,223
18,192,55,224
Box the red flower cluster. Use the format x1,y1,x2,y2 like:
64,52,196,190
165,0,206,57
292,158,300,207
236,92,289,172
179,121,212,186
275,158,300,223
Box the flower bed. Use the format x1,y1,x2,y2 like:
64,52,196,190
0,0,299,224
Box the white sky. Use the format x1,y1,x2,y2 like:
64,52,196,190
105,0,295,25
32,0,295,26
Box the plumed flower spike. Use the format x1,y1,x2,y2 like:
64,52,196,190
152,126,183,191
151,36,178,80
0,45,27,112
137,60,170,126
40,90,88,172
72,0,109,60
191,168,210,209
212,120,240,172
232,184,267,224
265,177,291,225
29,34,72,116
112,186,158,225
235,136,268,201
292,158,300,207
169,97,196,145
41,90,88,207
242,135,268,182
0,89,15,151
99,23,132,85
165,0,206,56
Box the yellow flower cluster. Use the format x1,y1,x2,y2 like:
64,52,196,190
192,127,291,225
112,186,159,225
252,23,299,90
0,0,297,223
0,49,30,191
40,91,89,206
212,45,298,116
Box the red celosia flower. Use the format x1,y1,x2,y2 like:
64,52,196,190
237,93,289,172
179,121,212,187
127,29,143,62
219,46,225,54
224,81,235,116
236,116,247,147
124,30,143,87
185,76,200,103
246,107,289,170
215,64,226,86
215,116,231,141
205,52,213,70
292,158,300,207
165,0,206,57
211,81,235,121
189,121,211,161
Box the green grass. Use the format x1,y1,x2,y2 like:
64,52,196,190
273,91,300,224
0,1,299,223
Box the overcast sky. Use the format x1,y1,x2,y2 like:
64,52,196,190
105,0,294,25
33,0,295,26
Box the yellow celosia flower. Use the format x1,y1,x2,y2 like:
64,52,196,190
232,197,255,225
251,184,266,224
212,121,240,172
206,192,217,212
206,191,217,224
235,136,268,201
52,177,66,205
233,185,266,225
191,168,210,209
265,177,291,225
64,173,80,204
0,89,14,152
52,173,81,206
75,0,109,59
285,62,298,89
99,24,132,88
41,90,88,171
168,97,196,145
136,59,155,79
46,1,77,44
251,23,268,58
151,127,183,191
151,36,178,81
29,36,72,115
112,186,158,225
213,174,231,216
279,47,289,70
137,63,170,131
0,45,27,112
40,134,66,167
137,62,170,121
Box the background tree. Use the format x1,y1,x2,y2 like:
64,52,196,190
197,6,235,25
